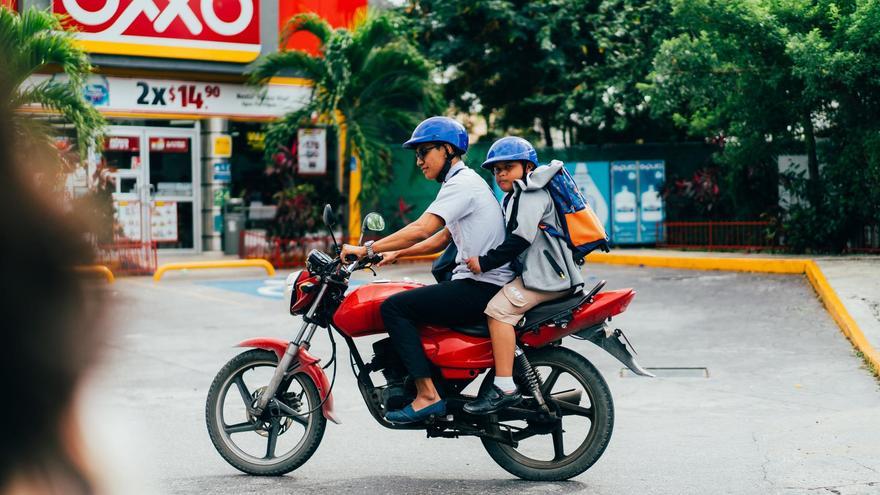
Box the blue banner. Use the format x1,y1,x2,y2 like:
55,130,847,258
638,161,665,243
611,161,639,244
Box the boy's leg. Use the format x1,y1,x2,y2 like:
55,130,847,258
487,317,516,377
465,277,570,415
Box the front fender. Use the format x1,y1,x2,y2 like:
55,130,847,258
236,338,341,424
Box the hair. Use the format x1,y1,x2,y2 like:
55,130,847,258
0,84,105,493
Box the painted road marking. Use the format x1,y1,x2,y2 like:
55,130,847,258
198,278,369,300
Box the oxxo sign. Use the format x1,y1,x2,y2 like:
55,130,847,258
53,0,261,63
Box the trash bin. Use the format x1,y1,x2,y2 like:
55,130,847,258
223,198,245,255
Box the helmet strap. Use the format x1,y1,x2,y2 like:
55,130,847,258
436,148,455,183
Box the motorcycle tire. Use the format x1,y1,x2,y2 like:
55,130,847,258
206,349,326,476
480,346,614,481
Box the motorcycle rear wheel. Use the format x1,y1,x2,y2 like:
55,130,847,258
480,346,614,481
205,349,326,476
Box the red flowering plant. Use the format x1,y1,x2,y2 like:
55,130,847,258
662,167,730,220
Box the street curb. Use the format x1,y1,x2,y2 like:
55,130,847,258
586,253,880,376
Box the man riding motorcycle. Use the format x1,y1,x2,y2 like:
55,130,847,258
340,116,514,424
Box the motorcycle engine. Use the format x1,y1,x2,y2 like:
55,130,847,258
370,338,413,410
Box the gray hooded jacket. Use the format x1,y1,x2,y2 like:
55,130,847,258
505,161,585,292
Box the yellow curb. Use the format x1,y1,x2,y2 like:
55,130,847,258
584,252,880,376
804,261,880,373
153,260,276,282
74,265,115,283
586,252,807,274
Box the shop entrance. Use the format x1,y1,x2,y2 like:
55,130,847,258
102,125,201,251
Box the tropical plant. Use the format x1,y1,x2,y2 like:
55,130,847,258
0,7,105,170
405,0,679,146
644,0,880,252
249,10,442,205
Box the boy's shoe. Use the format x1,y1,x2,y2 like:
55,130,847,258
385,399,447,424
463,386,522,415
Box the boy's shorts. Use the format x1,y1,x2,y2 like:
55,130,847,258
485,276,571,326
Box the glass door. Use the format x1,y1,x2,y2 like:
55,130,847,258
104,131,150,243
146,128,200,251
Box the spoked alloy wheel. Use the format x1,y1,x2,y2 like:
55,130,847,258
206,349,326,475
480,346,614,481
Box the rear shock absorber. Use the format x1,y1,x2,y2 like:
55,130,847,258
514,347,550,414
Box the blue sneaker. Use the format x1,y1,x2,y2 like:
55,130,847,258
384,400,447,424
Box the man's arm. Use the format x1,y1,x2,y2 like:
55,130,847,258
378,228,451,266
341,211,445,259
398,228,451,257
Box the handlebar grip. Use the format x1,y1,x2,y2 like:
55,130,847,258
344,254,359,263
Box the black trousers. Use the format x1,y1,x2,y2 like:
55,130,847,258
380,278,502,378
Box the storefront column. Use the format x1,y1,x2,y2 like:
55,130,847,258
201,117,230,252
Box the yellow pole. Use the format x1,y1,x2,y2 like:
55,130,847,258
348,152,362,244
335,111,361,244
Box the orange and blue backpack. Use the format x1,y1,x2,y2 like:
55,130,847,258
506,160,610,264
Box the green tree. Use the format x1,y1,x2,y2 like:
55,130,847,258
0,7,105,168
250,10,442,206
644,0,880,251
405,0,678,145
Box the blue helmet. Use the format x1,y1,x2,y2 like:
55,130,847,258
402,116,469,154
481,136,538,170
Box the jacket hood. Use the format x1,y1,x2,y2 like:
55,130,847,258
515,160,563,191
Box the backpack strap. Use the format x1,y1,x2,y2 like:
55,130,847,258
505,189,522,234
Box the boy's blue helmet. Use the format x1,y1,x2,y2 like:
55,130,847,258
402,117,469,154
481,136,538,170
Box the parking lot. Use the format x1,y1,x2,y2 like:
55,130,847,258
83,262,880,495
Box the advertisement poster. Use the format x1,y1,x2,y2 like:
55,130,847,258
26,74,310,119
114,201,142,240
567,162,611,234
638,161,665,243
611,161,639,244
298,128,327,175
151,201,178,242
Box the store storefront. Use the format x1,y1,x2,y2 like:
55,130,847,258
19,0,364,253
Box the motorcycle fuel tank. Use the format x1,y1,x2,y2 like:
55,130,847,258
333,281,424,337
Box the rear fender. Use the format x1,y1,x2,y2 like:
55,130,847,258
236,338,341,424
575,325,655,377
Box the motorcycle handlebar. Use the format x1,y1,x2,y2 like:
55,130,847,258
343,253,383,274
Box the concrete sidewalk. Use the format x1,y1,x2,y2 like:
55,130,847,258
152,247,880,374
607,248,880,374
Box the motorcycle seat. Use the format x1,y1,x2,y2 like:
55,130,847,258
451,286,596,338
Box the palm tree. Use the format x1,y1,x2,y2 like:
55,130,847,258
1,7,105,169
250,10,441,208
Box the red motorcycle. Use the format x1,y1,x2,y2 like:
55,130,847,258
206,206,652,481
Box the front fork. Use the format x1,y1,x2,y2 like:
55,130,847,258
252,284,329,416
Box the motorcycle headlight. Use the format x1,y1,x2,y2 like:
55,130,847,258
284,270,304,309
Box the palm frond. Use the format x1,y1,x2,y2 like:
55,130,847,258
19,81,105,151
280,13,333,51
248,50,326,85
347,9,401,72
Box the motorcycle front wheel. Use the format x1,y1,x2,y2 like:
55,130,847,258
205,349,326,476
480,346,614,481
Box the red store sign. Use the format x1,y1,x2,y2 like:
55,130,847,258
53,0,261,63
149,137,190,153
104,136,140,152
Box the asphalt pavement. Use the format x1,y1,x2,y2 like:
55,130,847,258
80,262,880,495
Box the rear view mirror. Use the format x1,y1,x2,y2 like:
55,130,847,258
322,204,336,227
363,212,386,232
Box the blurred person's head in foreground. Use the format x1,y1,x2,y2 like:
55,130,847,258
0,89,107,492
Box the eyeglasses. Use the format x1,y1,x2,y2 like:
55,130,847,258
415,144,442,160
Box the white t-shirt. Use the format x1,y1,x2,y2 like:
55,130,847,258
425,162,515,286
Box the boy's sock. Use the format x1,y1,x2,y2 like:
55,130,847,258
494,376,517,394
